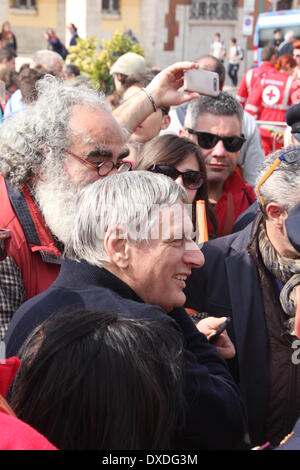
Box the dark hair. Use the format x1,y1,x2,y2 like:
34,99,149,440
64,63,80,78
261,45,277,62
134,134,218,236
230,37,237,44
70,23,77,32
18,67,47,104
10,309,185,450
0,68,18,89
196,55,226,89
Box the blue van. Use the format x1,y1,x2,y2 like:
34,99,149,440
253,9,300,65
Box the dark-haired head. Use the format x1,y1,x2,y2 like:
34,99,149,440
134,134,217,236
10,309,185,450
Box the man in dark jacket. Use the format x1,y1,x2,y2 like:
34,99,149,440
5,171,249,450
185,146,300,447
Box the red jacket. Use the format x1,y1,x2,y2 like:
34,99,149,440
208,170,256,237
245,69,300,123
0,176,61,300
0,357,56,450
237,62,276,108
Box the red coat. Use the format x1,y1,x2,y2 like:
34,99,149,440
237,62,276,108
208,170,256,237
0,176,61,300
245,69,300,123
0,357,56,450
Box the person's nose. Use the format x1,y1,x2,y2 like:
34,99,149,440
175,175,184,188
212,139,227,157
183,240,205,269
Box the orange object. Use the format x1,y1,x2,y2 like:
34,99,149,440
196,200,209,244
185,308,198,315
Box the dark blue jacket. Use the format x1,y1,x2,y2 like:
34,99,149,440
185,217,268,446
5,258,249,449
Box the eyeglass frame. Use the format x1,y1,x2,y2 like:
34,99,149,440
149,163,205,189
256,149,300,207
65,150,132,176
186,128,246,153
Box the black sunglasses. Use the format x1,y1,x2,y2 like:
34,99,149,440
150,164,204,190
187,129,246,152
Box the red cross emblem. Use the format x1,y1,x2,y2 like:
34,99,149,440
262,85,280,105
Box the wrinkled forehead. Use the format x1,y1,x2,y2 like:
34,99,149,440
69,105,124,144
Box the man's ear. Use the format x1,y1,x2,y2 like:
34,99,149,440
179,128,188,138
104,229,129,269
161,114,170,130
265,202,286,228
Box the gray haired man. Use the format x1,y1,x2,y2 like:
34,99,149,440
5,171,249,450
185,146,300,447
0,61,200,338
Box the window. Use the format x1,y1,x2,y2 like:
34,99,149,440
102,0,120,14
190,0,238,20
10,0,36,8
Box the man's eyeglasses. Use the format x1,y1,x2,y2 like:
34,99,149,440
0,228,11,262
257,149,300,207
187,129,246,153
66,150,132,176
149,164,204,190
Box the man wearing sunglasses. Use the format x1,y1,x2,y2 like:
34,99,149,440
0,61,199,339
183,91,256,237
185,146,300,448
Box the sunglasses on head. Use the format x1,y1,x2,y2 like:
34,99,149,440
150,164,204,190
257,148,300,207
187,129,246,152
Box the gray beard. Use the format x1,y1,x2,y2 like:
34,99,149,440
34,169,82,246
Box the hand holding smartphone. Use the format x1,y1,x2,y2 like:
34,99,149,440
209,317,231,344
183,69,219,97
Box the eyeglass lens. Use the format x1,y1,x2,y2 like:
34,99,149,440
153,165,203,189
188,129,244,152
97,161,132,176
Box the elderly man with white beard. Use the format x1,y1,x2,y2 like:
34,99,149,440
0,62,201,338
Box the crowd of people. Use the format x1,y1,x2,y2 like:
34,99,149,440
1,21,300,452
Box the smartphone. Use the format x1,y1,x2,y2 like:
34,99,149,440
183,69,219,97
209,317,231,344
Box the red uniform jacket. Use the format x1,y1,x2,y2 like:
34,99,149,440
245,69,300,123
208,170,256,238
0,176,61,300
237,62,276,108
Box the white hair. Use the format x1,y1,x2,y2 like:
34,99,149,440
0,75,111,186
32,49,63,71
285,30,295,42
255,146,300,213
65,171,188,266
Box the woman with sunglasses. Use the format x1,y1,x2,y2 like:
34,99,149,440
134,134,218,238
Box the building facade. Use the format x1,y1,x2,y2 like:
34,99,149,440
0,0,300,74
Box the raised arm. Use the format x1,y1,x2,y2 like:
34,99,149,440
113,61,200,133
